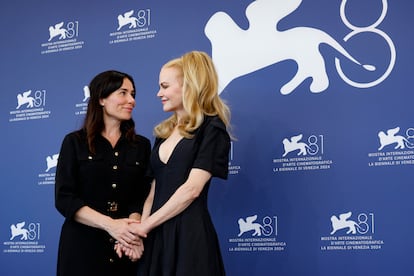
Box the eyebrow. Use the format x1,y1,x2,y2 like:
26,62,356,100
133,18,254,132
118,87,135,92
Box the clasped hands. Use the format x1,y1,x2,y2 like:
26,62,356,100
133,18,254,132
111,219,148,262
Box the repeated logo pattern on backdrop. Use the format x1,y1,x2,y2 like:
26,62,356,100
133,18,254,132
109,8,157,44
320,211,384,251
368,126,414,167
9,89,51,122
41,20,84,54
4,222,45,254
273,133,333,172
228,214,286,253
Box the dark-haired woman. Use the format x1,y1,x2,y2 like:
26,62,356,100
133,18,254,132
55,70,151,276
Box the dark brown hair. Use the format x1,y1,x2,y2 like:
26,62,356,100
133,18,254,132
83,70,137,153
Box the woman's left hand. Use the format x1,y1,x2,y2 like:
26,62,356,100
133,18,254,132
114,239,144,261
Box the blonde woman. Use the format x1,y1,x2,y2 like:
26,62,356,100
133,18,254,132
121,51,231,275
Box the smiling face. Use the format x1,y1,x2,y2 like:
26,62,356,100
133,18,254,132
157,66,186,117
100,77,136,122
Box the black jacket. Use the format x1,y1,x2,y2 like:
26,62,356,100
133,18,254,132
55,129,151,276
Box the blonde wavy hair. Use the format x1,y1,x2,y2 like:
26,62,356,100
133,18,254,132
154,51,231,139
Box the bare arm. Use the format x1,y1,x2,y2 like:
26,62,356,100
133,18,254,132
141,179,155,222
132,168,211,237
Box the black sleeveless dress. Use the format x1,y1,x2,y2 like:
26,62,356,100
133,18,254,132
138,116,230,276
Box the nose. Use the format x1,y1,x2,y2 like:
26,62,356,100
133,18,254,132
128,93,136,106
156,89,163,98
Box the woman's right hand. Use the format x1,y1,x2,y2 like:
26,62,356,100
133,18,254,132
106,218,141,247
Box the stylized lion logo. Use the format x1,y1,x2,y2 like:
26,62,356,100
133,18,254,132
48,22,68,41
10,222,29,240
330,212,361,235
82,85,90,102
205,0,375,94
16,90,35,109
378,127,412,150
46,154,59,172
117,10,139,31
282,134,312,157
238,215,265,237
